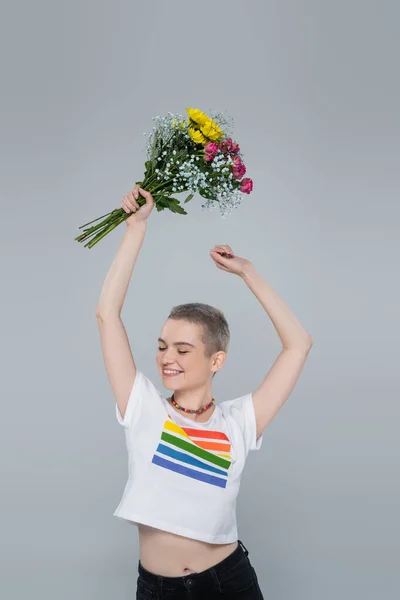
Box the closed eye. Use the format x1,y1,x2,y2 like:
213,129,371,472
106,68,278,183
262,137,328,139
158,348,188,354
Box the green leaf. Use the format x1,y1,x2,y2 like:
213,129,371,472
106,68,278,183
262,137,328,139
184,193,194,204
168,199,187,215
145,160,152,171
156,195,170,206
198,187,217,201
155,195,188,215
175,205,188,215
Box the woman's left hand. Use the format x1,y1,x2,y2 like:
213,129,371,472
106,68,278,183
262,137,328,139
209,245,252,277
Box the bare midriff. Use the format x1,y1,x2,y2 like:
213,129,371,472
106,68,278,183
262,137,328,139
138,524,238,576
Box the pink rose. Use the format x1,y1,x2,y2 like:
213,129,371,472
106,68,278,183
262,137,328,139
220,138,240,154
203,153,214,163
232,160,246,179
232,168,246,180
219,138,232,153
240,177,253,194
232,155,243,168
221,137,240,153
204,142,219,156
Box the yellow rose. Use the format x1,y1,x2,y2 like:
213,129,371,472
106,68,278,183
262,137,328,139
186,108,210,126
188,127,207,145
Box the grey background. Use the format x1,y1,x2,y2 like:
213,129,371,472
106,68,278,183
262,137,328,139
1,0,399,598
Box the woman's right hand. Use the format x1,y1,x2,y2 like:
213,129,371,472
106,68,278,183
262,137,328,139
121,185,155,225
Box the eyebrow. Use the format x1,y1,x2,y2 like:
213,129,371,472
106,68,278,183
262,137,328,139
158,338,195,348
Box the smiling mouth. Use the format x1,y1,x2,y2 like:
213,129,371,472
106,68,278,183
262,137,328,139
162,370,183,375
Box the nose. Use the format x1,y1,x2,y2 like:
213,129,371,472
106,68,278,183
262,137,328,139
159,349,181,369
161,352,177,365
161,357,181,368
161,355,172,365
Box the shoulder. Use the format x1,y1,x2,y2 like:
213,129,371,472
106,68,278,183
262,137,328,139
219,392,254,418
219,392,263,454
116,369,167,428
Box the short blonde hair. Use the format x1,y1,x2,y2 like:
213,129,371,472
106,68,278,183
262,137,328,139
167,303,230,377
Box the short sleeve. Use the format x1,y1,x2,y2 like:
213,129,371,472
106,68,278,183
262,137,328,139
220,393,263,455
115,369,164,429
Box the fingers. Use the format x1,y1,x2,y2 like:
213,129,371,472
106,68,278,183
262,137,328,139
138,187,154,206
121,195,137,213
210,255,229,272
121,186,138,213
133,185,140,200
212,244,233,253
120,185,144,213
120,180,156,217
121,198,132,213
211,244,234,257
129,189,140,207
210,250,230,268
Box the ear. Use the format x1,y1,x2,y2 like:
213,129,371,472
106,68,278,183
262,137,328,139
213,350,227,371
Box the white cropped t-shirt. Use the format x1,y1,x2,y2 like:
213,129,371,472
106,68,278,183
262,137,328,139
113,369,263,544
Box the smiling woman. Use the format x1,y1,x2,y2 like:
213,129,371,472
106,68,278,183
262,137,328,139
95,189,311,597
155,304,230,407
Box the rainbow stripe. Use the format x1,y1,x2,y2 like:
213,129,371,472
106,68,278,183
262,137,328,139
152,417,232,488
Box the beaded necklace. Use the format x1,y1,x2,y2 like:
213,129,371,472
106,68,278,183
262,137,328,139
170,393,215,415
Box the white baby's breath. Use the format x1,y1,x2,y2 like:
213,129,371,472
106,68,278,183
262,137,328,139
140,108,249,217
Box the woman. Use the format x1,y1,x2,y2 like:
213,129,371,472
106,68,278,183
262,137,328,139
95,185,313,599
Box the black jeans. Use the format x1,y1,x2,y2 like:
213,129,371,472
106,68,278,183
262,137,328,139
136,539,264,599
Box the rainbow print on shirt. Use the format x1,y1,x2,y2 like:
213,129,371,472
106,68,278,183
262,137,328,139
151,416,232,488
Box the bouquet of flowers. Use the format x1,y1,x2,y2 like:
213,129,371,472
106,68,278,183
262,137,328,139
75,107,253,248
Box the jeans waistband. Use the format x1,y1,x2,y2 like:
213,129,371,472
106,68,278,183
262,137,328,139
138,539,250,588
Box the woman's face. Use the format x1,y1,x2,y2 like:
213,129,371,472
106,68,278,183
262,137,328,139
156,319,224,390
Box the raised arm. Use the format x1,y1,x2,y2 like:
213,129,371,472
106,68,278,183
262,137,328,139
209,244,313,440
240,264,313,438
95,186,154,420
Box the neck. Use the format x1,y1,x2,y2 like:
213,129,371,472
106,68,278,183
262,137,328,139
170,387,213,412
169,396,216,423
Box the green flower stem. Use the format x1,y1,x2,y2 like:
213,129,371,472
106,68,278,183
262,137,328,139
75,176,156,243
76,159,199,247
78,209,120,229
148,178,175,194
86,217,124,248
75,210,123,241
77,207,125,244
84,209,121,232
90,210,131,245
